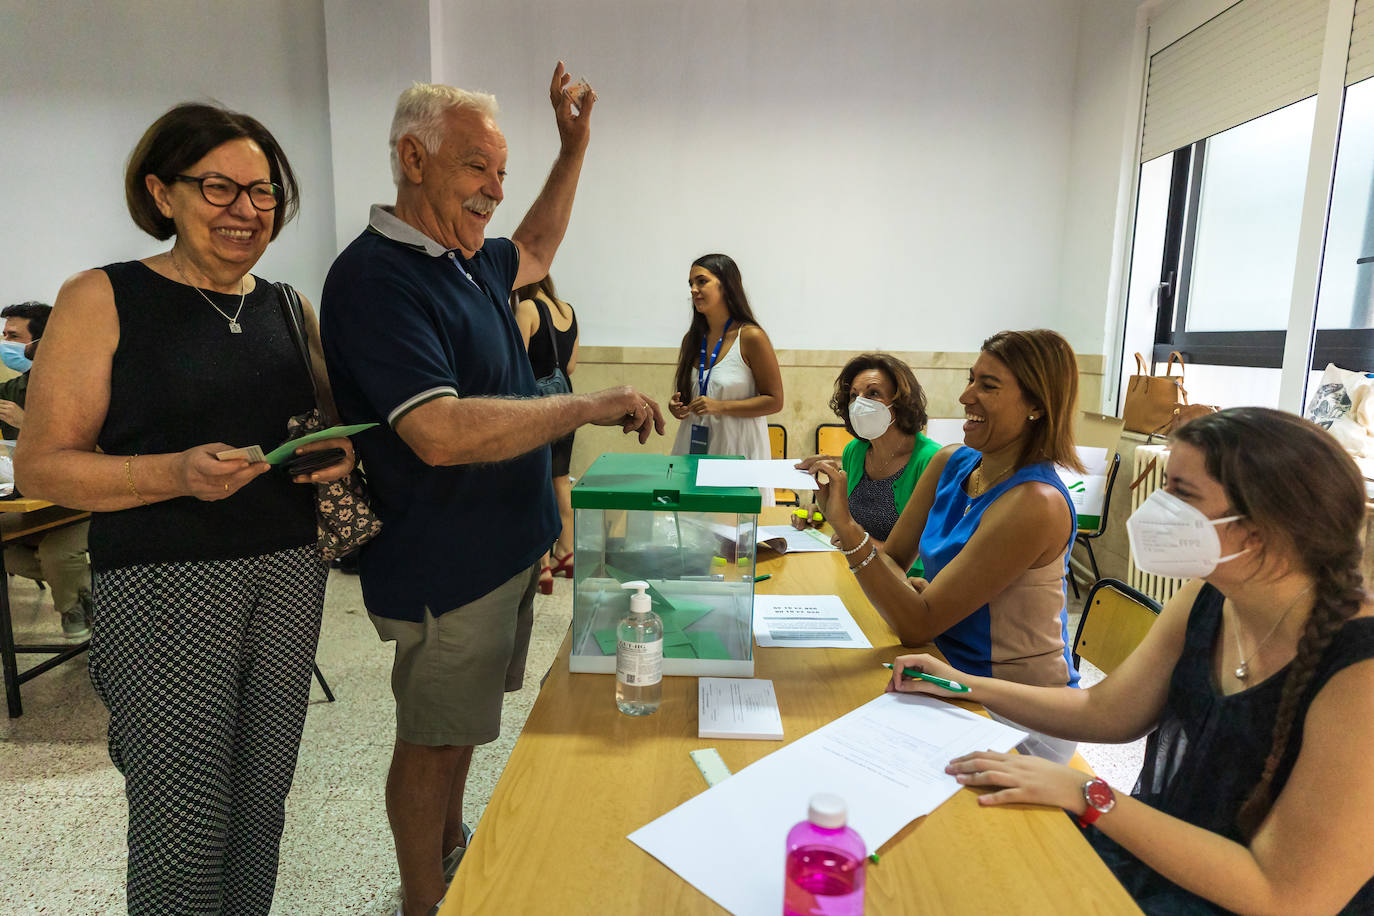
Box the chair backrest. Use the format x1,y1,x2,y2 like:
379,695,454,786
1076,451,1122,537
1072,577,1162,675
767,423,787,460
816,423,853,457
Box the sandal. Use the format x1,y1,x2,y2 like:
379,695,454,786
538,562,554,595
550,550,574,578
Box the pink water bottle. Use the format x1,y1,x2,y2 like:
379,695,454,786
783,793,866,916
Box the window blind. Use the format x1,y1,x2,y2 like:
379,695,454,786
1348,0,1374,85
1141,0,1328,162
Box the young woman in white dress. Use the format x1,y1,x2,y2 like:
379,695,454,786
668,253,782,503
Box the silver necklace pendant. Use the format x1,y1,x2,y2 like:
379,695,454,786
1234,662,1248,680
229,321,243,334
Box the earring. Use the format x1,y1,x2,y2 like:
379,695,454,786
1028,414,1037,420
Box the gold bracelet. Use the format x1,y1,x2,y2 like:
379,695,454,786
849,546,879,573
124,455,150,506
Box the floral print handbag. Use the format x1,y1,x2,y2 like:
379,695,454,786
277,283,383,562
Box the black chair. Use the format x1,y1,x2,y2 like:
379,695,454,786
1070,451,1121,599
312,663,335,702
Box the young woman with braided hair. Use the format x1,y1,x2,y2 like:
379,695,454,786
886,407,1374,914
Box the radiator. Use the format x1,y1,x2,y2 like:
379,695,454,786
1127,444,1186,606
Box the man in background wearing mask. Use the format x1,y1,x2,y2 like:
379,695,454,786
0,301,93,640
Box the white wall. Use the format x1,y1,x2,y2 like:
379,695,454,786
321,0,432,253
1,0,1146,367
1055,0,1145,385
0,0,336,305
436,0,1094,353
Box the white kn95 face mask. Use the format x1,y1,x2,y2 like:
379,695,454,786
849,396,894,441
1126,488,1248,579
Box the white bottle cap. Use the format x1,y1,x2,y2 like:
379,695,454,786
807,793,847,829
621,580,652,614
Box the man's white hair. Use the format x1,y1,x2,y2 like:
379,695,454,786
389,83,499,186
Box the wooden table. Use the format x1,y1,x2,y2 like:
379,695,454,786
443,509,1141,915
0,497,92,717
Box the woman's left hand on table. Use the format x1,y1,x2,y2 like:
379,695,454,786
289,436,355,485
945,750,1086,814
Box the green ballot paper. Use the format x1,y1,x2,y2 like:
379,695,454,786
264,423,378,465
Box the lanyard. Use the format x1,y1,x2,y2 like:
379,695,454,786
698,319,733,398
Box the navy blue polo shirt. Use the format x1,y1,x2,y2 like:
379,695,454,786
320,205,557,622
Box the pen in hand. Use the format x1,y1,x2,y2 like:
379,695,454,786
882,663,971,693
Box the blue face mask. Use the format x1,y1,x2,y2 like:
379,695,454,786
0,341,32,373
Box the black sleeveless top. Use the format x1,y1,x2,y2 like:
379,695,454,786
89,261,317,570
1089,584,1374,913
525,294,577,381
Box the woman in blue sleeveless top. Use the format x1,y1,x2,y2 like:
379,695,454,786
890,409,1374,914
812,329,1085,760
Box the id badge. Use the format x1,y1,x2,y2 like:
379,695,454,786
688,423,711,455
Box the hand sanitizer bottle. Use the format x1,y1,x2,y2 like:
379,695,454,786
783,793,866,916
616,580,662,716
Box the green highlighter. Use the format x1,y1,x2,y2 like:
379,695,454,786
881,662,971,693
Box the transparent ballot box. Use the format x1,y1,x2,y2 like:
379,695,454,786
569,453,760,676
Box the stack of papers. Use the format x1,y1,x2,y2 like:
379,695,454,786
698,678,784,740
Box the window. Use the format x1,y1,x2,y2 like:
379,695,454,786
1316,75,1374,339
1130,89,1374,408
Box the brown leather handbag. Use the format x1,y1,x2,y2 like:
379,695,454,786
1123,352,1187,436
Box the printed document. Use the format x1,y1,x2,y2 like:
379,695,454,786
752,595,872,649
630,693,1027,916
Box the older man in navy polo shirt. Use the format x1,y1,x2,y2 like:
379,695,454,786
321,64,664,916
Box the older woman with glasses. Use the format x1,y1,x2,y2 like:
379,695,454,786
16,103,354,915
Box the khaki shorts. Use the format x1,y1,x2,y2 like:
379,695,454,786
370,563,539,747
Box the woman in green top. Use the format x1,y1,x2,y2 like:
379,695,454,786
800,353,940,575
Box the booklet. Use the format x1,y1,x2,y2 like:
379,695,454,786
755,524,836,554
216,422,379,466
697,677,784,741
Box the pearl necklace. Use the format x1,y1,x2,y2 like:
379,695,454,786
1227,585,1313,681
172,252,247,334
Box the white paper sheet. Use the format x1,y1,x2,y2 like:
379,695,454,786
696,459,818,491
698,678,784,740
752,595,873,649
1056,445,1110,525
629,693,1028,916
924,417,967,446
755,525,836,554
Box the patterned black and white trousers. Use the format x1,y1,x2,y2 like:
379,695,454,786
88,545,329,916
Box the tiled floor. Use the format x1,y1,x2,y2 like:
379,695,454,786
2,572,1142,914
0,570,576,916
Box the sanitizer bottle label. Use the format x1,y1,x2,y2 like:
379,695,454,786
616,638,663,686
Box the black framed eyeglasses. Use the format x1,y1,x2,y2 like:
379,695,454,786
173,173,282,211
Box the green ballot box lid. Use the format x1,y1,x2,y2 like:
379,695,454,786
571,453,761,513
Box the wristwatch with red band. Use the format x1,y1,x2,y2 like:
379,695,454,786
1077,777,1115,827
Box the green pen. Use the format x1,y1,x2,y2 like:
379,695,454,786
754,574,771,583
882,662,971,693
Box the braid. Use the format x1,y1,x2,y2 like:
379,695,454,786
1235,561,1364,837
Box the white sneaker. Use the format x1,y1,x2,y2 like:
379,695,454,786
441,822,475,882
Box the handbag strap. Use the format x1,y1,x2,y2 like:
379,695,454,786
536,294,565,371
275,282,320,404
1165,350,1185,380
1134,352,1147,375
